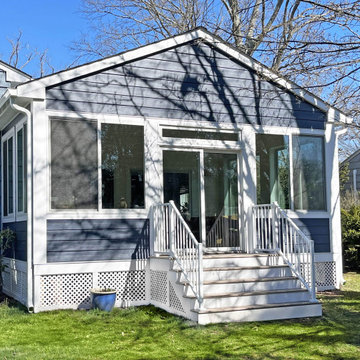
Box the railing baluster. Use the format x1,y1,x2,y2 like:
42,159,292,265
252,203,317,302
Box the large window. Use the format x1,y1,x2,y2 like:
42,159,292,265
50,119,145,210
293,136,326,210
51,119,98,209
2,135,14,217
256,134,290,209
101,124,144,209
256,134,326,211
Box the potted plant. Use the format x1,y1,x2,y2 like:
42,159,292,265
90,288,117,311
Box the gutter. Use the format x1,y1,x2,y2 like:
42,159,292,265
9,97,34,311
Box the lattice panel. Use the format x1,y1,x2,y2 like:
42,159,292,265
169,282,184,313
98,271,146,301
40,273,92,307
2,270,11,293
2,268,27,305
150,270,167,304
315,262,336,289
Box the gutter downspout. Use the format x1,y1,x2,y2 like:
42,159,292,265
9,97,34,311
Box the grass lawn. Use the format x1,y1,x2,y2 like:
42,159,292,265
0,273,359,360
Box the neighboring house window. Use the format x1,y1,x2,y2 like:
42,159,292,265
50,119,98,209
256,134,326,211
256,134,290,209
101,124,144,209
293,135,326,210
17,124,27,213
2,134,14,217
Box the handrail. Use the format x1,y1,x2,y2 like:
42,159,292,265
153,201,204,308
252,202,317,302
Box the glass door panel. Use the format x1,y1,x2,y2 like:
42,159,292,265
163,151,201,240
205,153,239,248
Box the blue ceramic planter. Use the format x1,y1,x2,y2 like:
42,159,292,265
90,289,117,312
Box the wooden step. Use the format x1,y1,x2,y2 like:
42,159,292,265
202,276,297,285
194,302,322,324
203,265,288,271
186,288,307,299
193,301,320,314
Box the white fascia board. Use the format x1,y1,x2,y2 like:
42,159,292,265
16,30,205,99
14,28,351,122
0,62,31,83
328,107,353,124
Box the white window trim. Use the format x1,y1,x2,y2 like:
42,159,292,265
15,119,27,221
1,128,15,223
48,116,147,214
255,132,328,215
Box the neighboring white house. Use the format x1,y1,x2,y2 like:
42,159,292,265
0,28,352,324
341,149,360,196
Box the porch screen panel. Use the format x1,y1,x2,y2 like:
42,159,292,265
101,124,144,209
256,134,290,209
51,119,98,209
293,136,326,210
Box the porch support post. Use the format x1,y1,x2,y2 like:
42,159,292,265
241,126,257,253
31,100,48,313
325,121,343,288
144,119,163,256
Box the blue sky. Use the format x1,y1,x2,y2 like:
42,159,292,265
0,0,86,76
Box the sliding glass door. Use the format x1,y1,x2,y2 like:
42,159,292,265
163,151,201,240
204,153,239,248
163,150,240,249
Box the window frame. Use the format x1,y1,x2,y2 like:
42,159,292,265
256,132,327,213
1,128,15,223
15,119,28,220
49,116,147,214
292,134,327,212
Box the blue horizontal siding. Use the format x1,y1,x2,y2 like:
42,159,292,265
46,42,326,129
3,221,27,261
292,218,330,252
47,219,150,262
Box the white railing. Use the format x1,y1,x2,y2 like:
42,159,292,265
153,201,204,308
252,202,317,302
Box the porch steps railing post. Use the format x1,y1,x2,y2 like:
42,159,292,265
153,201,204,309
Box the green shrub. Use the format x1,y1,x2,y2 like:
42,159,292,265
341,205,360,271
0,228,16,291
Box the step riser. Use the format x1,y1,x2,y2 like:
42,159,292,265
202,291,311,308
202,256,284,268
195,280,301,296
197,303,322,324
202,267,293,281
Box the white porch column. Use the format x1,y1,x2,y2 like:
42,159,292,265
241,126,257,253
325,122,343,288
144,119,163,255
31,100,48,311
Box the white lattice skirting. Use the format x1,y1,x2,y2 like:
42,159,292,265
1,258,27,306
315,261,337,291
14,259,339,313
37,269,147,312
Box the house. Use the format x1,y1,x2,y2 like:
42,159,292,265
340,149,360,195
0,28,351,324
